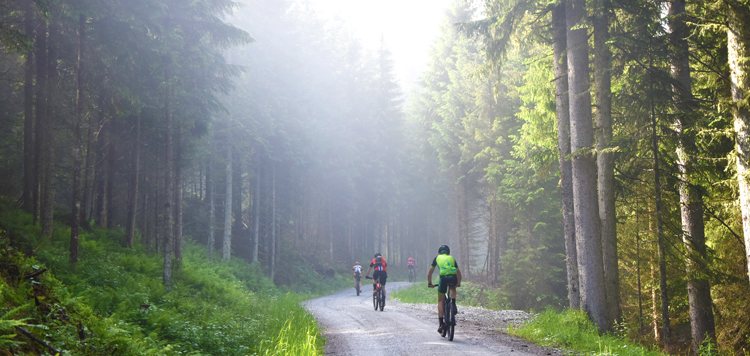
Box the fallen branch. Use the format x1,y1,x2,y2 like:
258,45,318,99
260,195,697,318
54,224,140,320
23,268,47,280
14,326,59,355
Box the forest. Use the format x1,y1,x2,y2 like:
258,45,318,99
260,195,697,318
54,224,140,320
0,0,749,354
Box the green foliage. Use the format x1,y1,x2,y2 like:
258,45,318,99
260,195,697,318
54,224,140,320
392,281,506,309
511,309,665,356
0,205,327,355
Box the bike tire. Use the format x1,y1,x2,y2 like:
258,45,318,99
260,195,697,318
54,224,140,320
447,299,456,341
379,291,385,311
373,292,379,310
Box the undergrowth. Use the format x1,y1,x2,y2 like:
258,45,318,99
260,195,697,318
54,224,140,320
0,202,345,355
391,281,505,309
510,308,665,356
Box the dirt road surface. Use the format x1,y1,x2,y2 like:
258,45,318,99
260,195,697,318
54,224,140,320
304,282,562,356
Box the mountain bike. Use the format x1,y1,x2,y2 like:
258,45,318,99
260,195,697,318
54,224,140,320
365,276,385,311
354,273,361,296
408,267,416,282
429,280,457,341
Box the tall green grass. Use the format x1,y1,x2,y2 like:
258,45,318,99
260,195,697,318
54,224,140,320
510,309,665,356
0,203,334,355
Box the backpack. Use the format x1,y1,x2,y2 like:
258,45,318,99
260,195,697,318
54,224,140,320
375,256,383,268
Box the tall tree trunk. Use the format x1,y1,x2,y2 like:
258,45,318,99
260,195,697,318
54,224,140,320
40,17,57,239
594,0,619,329
252,162,261,263
96,113,109,228
207,156,215,261
81,109,98,228
222,144,232,260
567,0,607,332
174,125,183,262
32,16,46,225
552,1,580,309
125,115,141,248
71,15,85,263
270,160,276,280
163,79,174,290
727,0,750,287
668,0,716,351
22,0,35,214
650,70,671,346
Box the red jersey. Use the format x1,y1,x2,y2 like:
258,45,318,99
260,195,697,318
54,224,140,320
370,256,387,272
407,257,415,266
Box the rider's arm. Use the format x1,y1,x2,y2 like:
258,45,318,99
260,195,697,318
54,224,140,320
365,266,372,277
427,266,436,285
456,268,462,287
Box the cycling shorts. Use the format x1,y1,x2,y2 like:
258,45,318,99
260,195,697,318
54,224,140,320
438,274,457,294
373,270,387,285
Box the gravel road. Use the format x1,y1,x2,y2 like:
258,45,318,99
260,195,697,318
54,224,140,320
304,282,563,356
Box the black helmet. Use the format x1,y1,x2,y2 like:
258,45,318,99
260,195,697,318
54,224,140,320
438,245,450,254
374,252,382,258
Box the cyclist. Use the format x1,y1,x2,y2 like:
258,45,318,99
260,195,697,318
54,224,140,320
427,245,462,334
352,261,362,293
407,256,416,280
365,252,387,297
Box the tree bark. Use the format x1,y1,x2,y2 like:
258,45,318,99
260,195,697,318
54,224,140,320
567,0,607,332
252,161,261,263
222,143,232,260
270,160,276,280
207,156,215,261
163,79,174,290
40,17,57,239
668,0,716,351
594,0,619,329
71,15,85,263
22,0,35,214
174,125,183,262
125,114,141,248
727,0,750,287
552,1,580,309
32,16,46,225
650,70,671,346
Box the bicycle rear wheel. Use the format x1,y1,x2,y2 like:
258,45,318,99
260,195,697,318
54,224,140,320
447,298,455,341
379,290,385,311
373,291,379,310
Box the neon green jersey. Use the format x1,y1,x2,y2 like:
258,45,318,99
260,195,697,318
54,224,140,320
431,254,458,276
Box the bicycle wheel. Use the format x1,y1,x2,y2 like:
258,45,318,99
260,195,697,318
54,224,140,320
356,280,360,296
379,290,385,311
447,299,455,341
441,298,449,338
373,291,379,310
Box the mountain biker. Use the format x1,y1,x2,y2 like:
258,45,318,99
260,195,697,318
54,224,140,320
427,245,462,334
352,261,362,293
407,256,416,271
365,252,387,297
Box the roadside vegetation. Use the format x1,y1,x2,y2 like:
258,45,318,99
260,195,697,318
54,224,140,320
0,202,348,355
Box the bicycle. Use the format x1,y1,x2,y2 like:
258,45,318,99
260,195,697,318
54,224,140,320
354,273,361,296
365,275,385,311
408,267,416,282
429,280,457,341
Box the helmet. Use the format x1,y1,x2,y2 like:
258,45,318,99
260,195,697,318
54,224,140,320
438,245,450,254
374,252,382,258
355,261,360,265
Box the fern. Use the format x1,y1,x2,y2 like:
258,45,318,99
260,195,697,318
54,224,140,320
0,304,32,348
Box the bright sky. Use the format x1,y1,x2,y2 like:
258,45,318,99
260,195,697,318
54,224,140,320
301,0,454,94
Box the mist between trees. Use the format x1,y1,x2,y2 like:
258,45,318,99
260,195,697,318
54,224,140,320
1,0,749,354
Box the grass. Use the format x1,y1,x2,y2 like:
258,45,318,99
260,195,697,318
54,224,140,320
509,308,665,356
0,202,344,355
